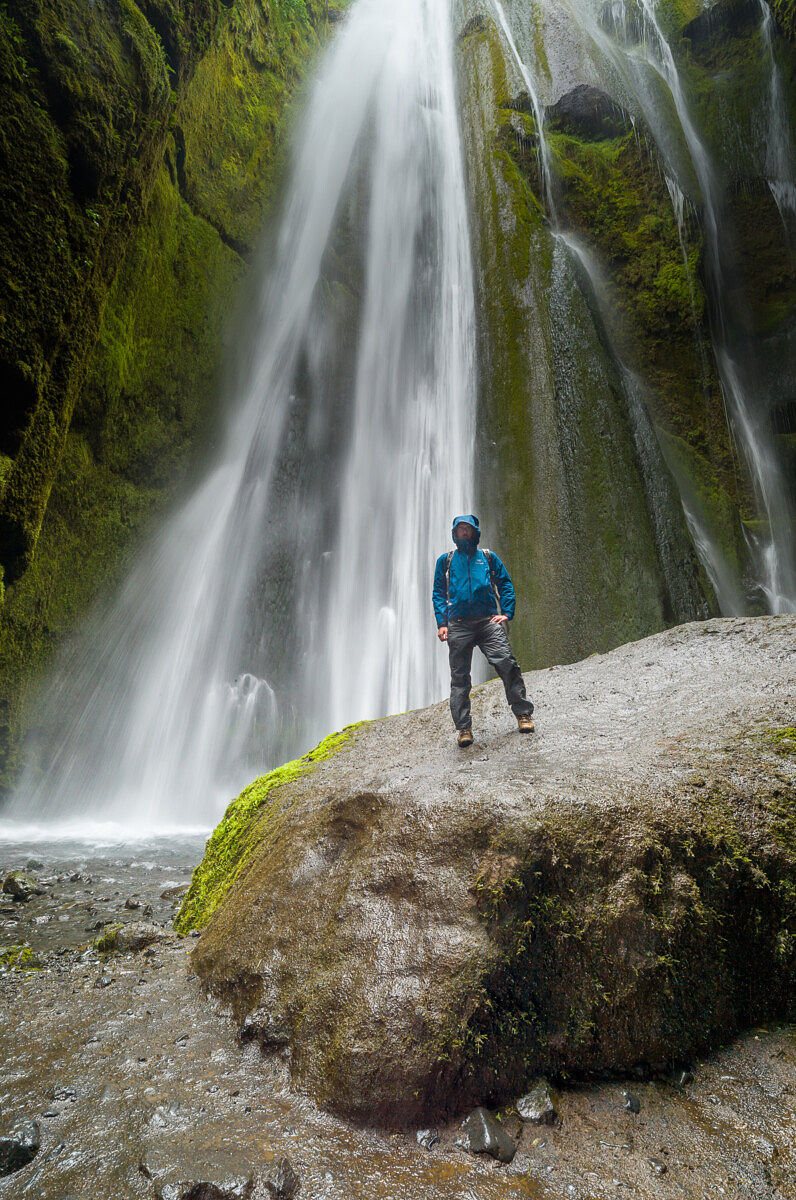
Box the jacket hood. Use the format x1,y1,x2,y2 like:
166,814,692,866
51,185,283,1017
451,514,481,544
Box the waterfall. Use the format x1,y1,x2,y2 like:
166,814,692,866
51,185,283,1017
8,0,475,833
490,0,796,613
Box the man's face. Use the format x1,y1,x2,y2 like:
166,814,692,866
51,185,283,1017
455,523,476,540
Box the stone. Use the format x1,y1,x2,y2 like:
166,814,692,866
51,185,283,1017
516,1080,557,1124
161,884,189,901
25,859,44,871
2,872,44,903
191,619,796,1125
545,84,631,140
650,1158,668,1175
141,1144,255,1200
99,922,176,954
622,1092,641,1114
455,1107,516,1163
0,1120,41,1176
125,898,143,910
416,1128,441,1150
262,1155,300,1199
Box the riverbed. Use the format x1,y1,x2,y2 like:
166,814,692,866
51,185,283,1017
1,839,794,1199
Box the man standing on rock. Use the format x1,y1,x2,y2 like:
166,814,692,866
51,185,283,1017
433,514,534,747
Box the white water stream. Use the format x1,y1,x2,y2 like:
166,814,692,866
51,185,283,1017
7,0,475,833
491,0,795,613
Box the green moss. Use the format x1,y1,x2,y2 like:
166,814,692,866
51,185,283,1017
771,0,796,41
94,923,123,953
175,724,364,934
0,942,41,969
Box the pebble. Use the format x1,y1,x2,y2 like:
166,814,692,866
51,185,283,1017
622,1091,641,1114
455,1106,516,1164
263,1155,300,1198
416,1128,440,1150
516,1079,557,1124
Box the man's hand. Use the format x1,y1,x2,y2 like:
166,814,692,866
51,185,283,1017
489,614,508,624
438,626,449,642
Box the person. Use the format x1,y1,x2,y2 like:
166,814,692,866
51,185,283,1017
432,514,534,747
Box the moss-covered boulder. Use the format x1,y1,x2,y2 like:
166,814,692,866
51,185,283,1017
189,616,796,1125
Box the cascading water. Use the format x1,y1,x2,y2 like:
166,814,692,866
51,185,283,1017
6,0,475,833
488,0,796,614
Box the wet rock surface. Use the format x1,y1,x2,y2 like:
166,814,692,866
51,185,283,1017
456,1107,517,1163
0,1120,40,1176
191,617,796,1123
516,1082,557,1125
0,938,793,1198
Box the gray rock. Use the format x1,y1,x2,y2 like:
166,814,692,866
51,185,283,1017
516,1080,557,1124
262,1155,300,1199
99,922,176,954
455,1107,516,1163
25,859,44,872
622,1091,641,1114
650,1158,668,1175
191,618,796,1124
416,1128,440,1150
124,897,143,910
0,1119,41,1176
140,1144,255,1199
2,872,44,903
546,84,631,140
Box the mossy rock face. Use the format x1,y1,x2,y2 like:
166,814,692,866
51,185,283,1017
192,616,796,1125
456,15,712,672
176,724,365,934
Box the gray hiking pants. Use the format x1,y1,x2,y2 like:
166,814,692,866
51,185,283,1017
448,617,533,730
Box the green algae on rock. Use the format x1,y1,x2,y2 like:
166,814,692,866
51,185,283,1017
176,724,364,934
191,617,796,1125
0,943,41,970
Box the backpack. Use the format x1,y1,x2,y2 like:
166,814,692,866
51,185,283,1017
443,548,502,614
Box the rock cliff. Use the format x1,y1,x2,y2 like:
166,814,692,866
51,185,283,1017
185,616,796,1124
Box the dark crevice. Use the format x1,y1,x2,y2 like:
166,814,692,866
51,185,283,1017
170,125,250,260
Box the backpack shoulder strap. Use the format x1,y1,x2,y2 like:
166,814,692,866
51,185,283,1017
482,549,501,610
444,549,454,599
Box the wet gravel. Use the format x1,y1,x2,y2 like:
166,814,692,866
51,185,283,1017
0,838,794,1199
0,836,205,954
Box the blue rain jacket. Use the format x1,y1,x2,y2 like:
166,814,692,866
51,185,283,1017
432,514,517,625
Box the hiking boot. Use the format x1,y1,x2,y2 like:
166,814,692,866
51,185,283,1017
457,727,474,748
517,714,535,734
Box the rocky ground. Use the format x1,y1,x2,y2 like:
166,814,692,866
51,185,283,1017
1,615,794,1197
0,933,793,1199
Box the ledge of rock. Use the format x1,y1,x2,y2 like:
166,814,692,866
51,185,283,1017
189,617,795,1125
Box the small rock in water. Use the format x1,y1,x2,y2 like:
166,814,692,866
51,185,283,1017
416,1128,440,1150
124,898,142,910
25,859,44,872
622,1091,641,1114
263,1155,300,1198
516,1079,557,1124
455,1107,516,1163
161,884,189,901
0,1120,41,1176
2,872,44,903
98,921,175,954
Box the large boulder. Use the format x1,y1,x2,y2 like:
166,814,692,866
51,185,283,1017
189,617,796,1125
